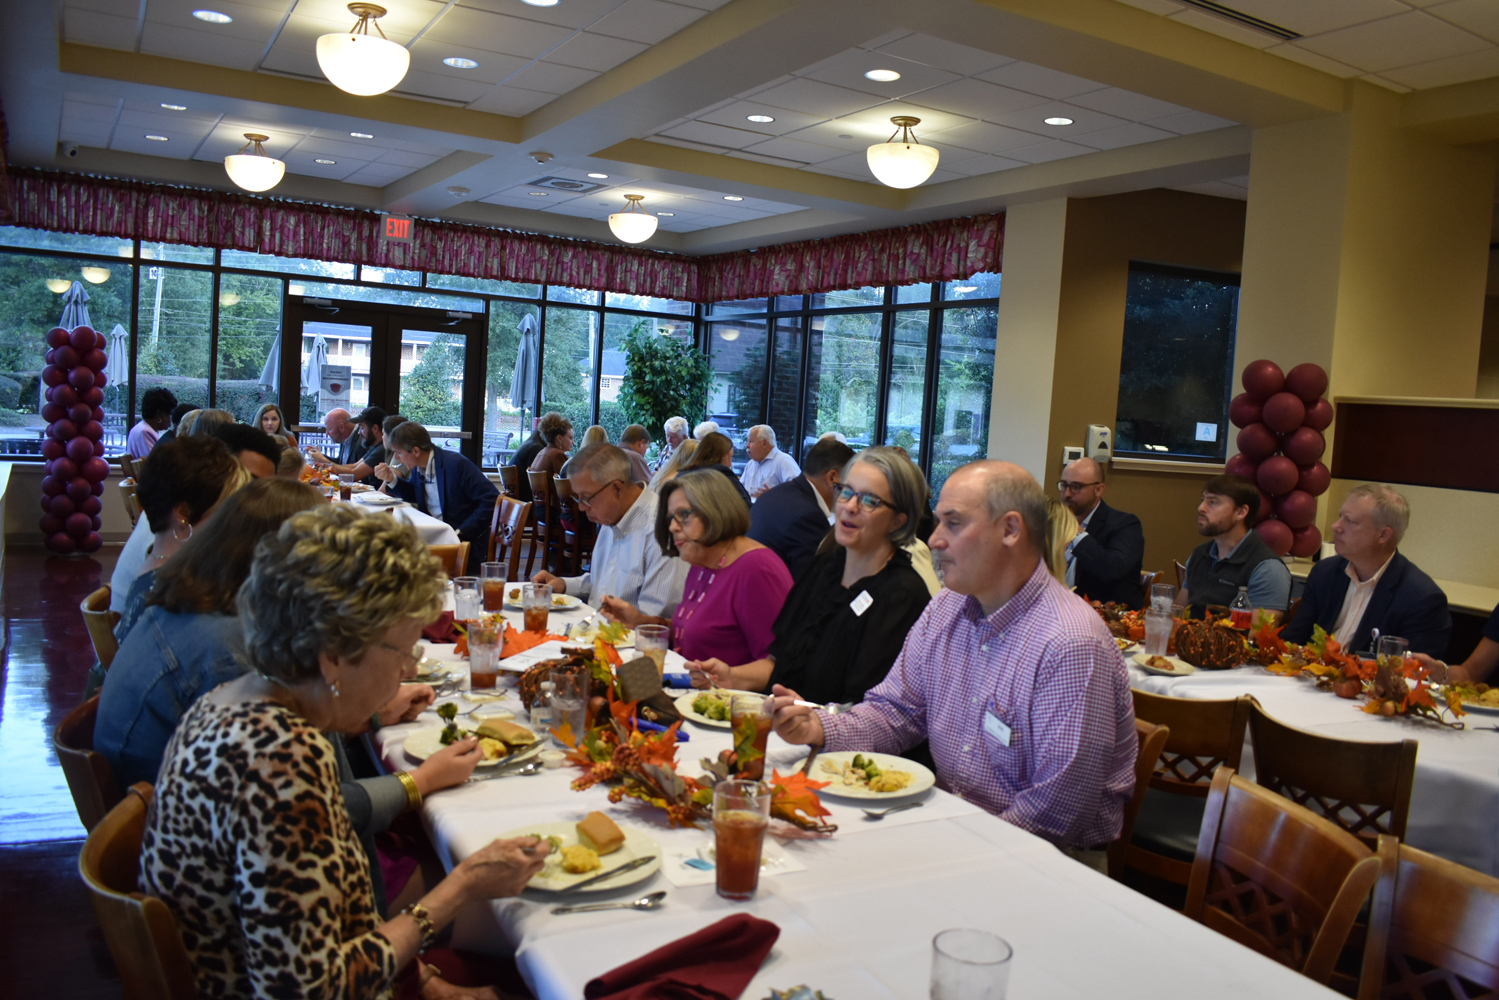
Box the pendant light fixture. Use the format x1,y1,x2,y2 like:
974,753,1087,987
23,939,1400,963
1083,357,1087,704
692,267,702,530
866,116,940,189
607,194,659,244
224,133,286,192
317,3,410,96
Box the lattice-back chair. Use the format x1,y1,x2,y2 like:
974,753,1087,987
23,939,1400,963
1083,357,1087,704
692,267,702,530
1249,702,1418,849
1108,718,1170,881
1139,570,1162,605
82,585,122,670
1358,835,1499,1000
119,478,142,527
1122,691,1255,890
525,470,557,578
428,542,471,581
53,694,123,832
1174,559,1188,591
489,496,533,581
1186,768,1381,986
118,454,139,481
553,476,595,577
498,465,520,499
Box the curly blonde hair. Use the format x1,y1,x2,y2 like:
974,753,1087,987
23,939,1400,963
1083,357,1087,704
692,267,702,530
237,504,444,682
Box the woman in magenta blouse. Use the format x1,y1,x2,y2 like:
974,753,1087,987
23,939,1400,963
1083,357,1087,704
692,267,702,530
602,468,792,663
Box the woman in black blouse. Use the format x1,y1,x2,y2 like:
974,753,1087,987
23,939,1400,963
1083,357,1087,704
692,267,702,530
688,446,931,705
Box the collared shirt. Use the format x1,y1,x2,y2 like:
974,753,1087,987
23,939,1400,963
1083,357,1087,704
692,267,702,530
650,441,676,474
1063,501,1099,588
1187,530,1292,611
741,447,801,499
421,450,442,520
1333,552,1396,649
811,478,832,520
820,559,1137,849
561,487,687,617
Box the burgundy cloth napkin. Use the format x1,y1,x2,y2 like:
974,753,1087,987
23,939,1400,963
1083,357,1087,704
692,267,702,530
584,914,780,1000
422,611,459,643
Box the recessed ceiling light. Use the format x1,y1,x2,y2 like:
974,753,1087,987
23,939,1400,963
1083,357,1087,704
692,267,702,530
350,131,374,139
521,0,559,5
657,211,674,216
723,195,743,201
587,172,609,179
192,9,232,23
315,158,336,164
746,114,775,123
160,103,187,111
1044,116,1074,126
443,57,478,69
145,134,168,141
838,134,854,140
529,191,548,196
864,69,901,82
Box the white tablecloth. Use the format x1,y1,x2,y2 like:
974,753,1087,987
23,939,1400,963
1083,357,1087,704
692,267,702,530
1129,663,1499,876
369,603,1338,1000
345,494,459,545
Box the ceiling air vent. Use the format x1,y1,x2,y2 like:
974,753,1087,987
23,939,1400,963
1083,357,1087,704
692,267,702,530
528,176,609,194
1176,0,1300,41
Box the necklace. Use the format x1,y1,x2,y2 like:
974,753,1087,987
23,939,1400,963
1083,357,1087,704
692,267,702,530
674,551,732,653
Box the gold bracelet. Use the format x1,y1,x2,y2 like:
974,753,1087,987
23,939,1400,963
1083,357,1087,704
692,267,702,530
394,770,422,812
401,902,437,952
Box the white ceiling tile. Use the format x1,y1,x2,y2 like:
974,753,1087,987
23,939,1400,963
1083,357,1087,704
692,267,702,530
465,87,557,115
1380,45,1499,87
293,0,448,38
659,120,774,149
259,46,324,79
1263,42,1364,77
695,101,824,136
376,149,443,168
393,70,494,103
988,100,1130,137
585,0,708,45
112,135,197,158
1225,0,1410,37
120,96,222,122
924,120,1053,156
61,99,122,125
506,62,600,95
541,200,608,219
857,29,913,49
406,40,532,85
1065,87,1190,123
1165,8,1281,49
899,78,1051,122
873,33,1014,76
1067,121,1178,150
61,8,138,49
139,23,269,70
118,108,219,135
800,152,874,179
1426,0,1499,44
285,156,373,182
399,140,457,156
1002,138,1099,164
419,7,573,57
940,153,1027,177
342,164,418,187
1144,109,1237,134
63,89,123,108
1294,11,1490,72
143,0,289,44
260,12,345,52
749,77,884,117
739,135,850,164
799,49,963,98
833,102,974,138
545,32,649,72
977,60,1108,100
64,0,142,15
290,135,388,159
724,149,811,169
310,128,405,148
197,122,308,159
58,123,116,145
454,0,622,30
783,120,891,153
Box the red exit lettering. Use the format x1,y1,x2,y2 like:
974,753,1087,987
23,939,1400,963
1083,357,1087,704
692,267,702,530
382,215,414,243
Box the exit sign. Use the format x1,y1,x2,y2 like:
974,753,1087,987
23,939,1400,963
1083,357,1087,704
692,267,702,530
382,215,414,243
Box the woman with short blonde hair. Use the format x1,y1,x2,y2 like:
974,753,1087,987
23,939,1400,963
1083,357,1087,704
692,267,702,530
648,437,697,491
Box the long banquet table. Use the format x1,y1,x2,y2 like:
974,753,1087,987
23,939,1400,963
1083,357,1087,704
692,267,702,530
371,600,1339,1000
345,492,459,545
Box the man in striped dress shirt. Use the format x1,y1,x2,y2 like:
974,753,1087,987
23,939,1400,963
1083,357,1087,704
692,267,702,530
770,460,1136,863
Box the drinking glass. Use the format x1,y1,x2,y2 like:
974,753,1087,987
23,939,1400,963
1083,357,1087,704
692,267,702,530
481,562,506,612
1150,583,1175,613
1376,635,1409,667
522,582,551,633
468,620,500,690
713,779,770,901
931,929,1012,1000
453,576,482,622
729,692,772,781
550,668,588,743
636,624,669,677
1143,610,1173,656
338,473,354,501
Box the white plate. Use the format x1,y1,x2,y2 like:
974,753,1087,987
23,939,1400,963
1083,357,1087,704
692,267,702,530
1434,686,1499,715
503,590,583,611
503,820,661,893
674,690,757,729
402,726,538,768
354,492,403,507
803,751,937,800
1132,652,1197,677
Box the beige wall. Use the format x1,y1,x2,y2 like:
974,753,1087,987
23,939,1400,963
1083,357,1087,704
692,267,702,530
1480,294,1499,400
1324,477,1499,591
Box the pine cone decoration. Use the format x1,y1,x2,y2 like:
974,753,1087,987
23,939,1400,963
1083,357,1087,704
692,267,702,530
1174,620,1248,670
612,743,642,772
518,655,589,711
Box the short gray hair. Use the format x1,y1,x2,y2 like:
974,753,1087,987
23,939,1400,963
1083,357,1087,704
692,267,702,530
693,420,720,440
237,504,444,683
975,461,1047,551
664,416,688,436
748,424,776,447
846,446,927,548
1346,482,1411,544
571,442,631,485
656,468,750,554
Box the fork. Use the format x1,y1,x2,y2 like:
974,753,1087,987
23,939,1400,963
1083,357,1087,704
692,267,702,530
862,801,924,821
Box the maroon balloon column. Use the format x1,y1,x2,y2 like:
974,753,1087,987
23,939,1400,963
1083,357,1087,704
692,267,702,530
39,325,108,554
1227,360,1332,559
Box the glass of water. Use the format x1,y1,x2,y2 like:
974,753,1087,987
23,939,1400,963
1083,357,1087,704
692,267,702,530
1150,583,1175,612
931,929,1012,1000
1144,610,1173,656
550,668,589,743
453,576,482,622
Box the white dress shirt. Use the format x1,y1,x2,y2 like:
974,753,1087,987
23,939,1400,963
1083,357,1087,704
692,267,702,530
741,447,801,499
420,450,442,520
560,486,687,617
1332,553,1395,649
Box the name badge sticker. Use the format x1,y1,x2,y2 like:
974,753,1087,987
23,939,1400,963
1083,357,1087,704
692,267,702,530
850,590,874,616
984,710,1012,747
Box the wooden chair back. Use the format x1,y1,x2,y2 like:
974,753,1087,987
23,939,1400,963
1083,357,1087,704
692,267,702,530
489,497,533,580
120,477,142,527
118,455,139,480
552,476,589,576
79,783,199,1000
1139,570,1161,604
1132,690,1253,797
82,585,121,670
498,464,519,498
1109,718,1170,880
526,470,556,577
1249,702,1417,848
428,542,471,580
1358,835,1499,1000
1174,559,1187,591
53,694,122,832
1186,768,1381,985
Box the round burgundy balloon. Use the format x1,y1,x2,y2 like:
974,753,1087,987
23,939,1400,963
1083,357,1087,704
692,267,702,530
79,531,102,554
1228,393,1262,430
39,495,53,514
1236,423,1279,461
42,365,66,388
1256,455,1299,496
81,386,103,408
67,402,91,425
1225,453,1258,481
41,474,65,497
1261,392,1306,434
92,439,105,458
49,457,78,480
40,401,65,424
44,348,58,367
1303,397,1334,432
1276,490,1317,529
51,384,78,408
40,439,64,462
91,406,104,424
53,345,80,370
66,477,92,503
1255,516,1294,557
94,370,108,389
1290,524,1322,559
94,329,106,350
1255,488,1274,525
65,436,94,464
1241,359,1286,401
65,512,92,537
39,513,63,536
80,496,102,516
90,514,101,531
1282,426,1326,465
1297,461,1331,497
68,366,95,391
46,327,71,349
90,479,105,496
83,349,107,372
49,532,77,555
50,495,76,518
69,326,96,351
1284,362,1329,403
48,419,78,441
83,456,110,482
81,420,104,442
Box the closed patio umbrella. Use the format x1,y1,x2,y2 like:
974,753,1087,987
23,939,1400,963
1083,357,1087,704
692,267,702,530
258,331,281,391
103,324,129,386
301,331,328,395
59,281,91,330
509,313,539,410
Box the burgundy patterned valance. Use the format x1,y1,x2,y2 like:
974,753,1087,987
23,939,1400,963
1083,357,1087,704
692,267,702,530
4,167,1003,301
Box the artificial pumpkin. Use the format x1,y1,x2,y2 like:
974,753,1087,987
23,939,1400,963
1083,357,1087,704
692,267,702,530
1174,619,1248,670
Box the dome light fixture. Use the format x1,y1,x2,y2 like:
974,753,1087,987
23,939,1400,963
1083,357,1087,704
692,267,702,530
316,3,410,97
315,158,337,164
223,132,286,192
350,131,375,139
46,279,72,294
80,266,111,284
867,115,939,189
719,328,740,341
723,195,743,202
448,185,470,198
607,194,658,244
657,211,674,216
522,0,560,6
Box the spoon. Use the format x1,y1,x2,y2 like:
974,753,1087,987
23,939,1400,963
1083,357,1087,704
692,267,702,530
551,890,667,915
862,801,924,821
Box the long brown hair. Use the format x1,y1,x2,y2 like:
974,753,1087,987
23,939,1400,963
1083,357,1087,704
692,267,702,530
682,431,732,469
147,478,323,615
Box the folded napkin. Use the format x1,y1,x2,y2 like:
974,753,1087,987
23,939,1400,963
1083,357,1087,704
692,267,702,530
584,914,780,1000
501,622,566,659
422,612,460,644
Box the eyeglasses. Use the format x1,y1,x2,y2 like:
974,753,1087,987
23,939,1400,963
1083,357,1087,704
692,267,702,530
668,507,699,527
377,642,422,671
576,479,622,508
835,485,892,512
1056,480,1101,494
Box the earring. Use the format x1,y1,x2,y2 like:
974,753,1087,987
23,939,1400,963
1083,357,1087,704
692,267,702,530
329,679,341,698
172,519,193,542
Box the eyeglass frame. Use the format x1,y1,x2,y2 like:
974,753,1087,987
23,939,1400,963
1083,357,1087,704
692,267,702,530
667,506,701,528
1056,479,1103,494
376,642,422,672
575,478,623,509
835,484,893,513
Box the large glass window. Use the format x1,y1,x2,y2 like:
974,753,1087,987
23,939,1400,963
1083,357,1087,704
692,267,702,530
766,317,803,457
215,273,284,423
484,299,541,466
0,226,134,257
801,311,881,451
930,305,997,496
708,319,768,466
884,310,929,455
600,314,693,444
541,307,596,435
399,327,466,450
136,265,211,427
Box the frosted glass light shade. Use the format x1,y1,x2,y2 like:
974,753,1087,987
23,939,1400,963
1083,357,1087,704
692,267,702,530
608,199,658,244
224,151,286,192
866,140,939,189
316,32,410,96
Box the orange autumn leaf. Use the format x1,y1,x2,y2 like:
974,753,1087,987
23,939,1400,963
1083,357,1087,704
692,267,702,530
551,721,579,748
502,622,565,658
596,639,623,668
770,769,833,824
454,633,468,657
1251,620,1287,659
1362,700,1385,715
637,722,683,766
609,697,639,729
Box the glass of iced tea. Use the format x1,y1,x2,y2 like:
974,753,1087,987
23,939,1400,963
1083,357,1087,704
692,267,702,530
635,624,669,677
468,620,501,690
481,561,506,612
729,692,772,781
338,473,354,501
713,778,770,901
522,582,551,634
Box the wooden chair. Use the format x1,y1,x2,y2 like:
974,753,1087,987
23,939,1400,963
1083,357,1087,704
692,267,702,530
488,496,533,581
118,454,139,481
1186,768,1381,986
80,783,199,1000
1139,570,1161,604
1123,691,1255,889
119,477,142,527
1358,835,1499,1000
498,464,520,499
82,585,121,670
1249,702,1418,849
1108,718,1171,881
1174,559,1187,591
428,542,471,580
53,694,123,832
526,470,558,578
553,476,595,577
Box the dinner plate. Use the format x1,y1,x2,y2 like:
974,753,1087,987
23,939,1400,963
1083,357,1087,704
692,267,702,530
802,751,937,800
1434,686,1499,715
502,589,583,611
1132,652,1197,677
354,492,403,507
674,690,757,729
402,726,539,768
502,820,661,893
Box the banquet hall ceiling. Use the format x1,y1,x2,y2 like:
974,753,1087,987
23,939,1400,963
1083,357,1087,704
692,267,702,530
5,0,1499,253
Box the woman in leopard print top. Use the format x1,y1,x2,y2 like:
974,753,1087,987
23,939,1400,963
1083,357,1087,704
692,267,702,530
141,504,549,999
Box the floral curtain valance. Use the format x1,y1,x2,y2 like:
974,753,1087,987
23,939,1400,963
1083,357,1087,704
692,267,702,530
3,167,1003,301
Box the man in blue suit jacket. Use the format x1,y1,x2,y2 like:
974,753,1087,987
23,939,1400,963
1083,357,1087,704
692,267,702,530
374,420,497,575
1282,483,1450,657
747,438,853,580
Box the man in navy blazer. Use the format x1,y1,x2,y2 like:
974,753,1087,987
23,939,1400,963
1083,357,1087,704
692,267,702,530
374,420,497,575
1282,483,1451,657
1058,458,1145,609
747,438,853,580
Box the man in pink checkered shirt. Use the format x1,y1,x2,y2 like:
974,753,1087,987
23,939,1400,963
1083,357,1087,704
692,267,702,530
770,460,1137,856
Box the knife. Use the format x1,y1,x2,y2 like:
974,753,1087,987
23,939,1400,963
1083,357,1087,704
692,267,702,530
560,855,657,893
466,740,546,781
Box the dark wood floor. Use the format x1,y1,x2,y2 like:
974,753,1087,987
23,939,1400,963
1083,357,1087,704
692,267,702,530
0,545,124,998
